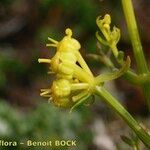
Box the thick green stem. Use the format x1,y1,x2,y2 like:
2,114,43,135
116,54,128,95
95,86,150,148
123,70,150,85
121,0,148,73
121,0,150,109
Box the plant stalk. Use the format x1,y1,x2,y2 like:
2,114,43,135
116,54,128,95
121,0,150,109
95,86,150,148
121,0,148,73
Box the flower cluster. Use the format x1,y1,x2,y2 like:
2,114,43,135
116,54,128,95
38,28,130,111
96,14,120,58
38,28,95,109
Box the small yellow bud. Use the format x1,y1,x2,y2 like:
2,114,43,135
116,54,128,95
51,79,71,98
104,14,111,25
50,79,73,107
57,28,81,52
96,14,121,58
103,24,110,31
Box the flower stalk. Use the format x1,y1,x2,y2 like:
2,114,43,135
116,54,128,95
95,86,150,148
121,0,150,110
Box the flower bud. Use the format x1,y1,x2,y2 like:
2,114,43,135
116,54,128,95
51,79,71,97
57,28,81,52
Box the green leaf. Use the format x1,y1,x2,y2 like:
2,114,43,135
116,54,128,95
95,56,131,84
70,94,91,113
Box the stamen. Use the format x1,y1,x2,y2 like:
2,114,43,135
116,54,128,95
41,94,51,97
40,90,51,96
48,97,53,103
41,89,51,92
47,71,55,74
48,37,58,44
38,58,51,63
46,44,57,47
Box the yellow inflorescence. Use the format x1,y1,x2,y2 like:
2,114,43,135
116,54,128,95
96,14,120,58
38,28,94,108
39,27,130,110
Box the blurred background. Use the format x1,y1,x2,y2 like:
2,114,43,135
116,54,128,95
0,0,149,149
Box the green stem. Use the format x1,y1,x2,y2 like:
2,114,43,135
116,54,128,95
121,0,148,73
123,70,150,85
134,143,140,150
95,86,150,148
122,70,140,85
121,0,150,109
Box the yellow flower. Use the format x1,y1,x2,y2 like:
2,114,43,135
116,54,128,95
96,14,120,58
56,28,81,52
38,28,93,78
38,28,130,111
40,79,90,108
